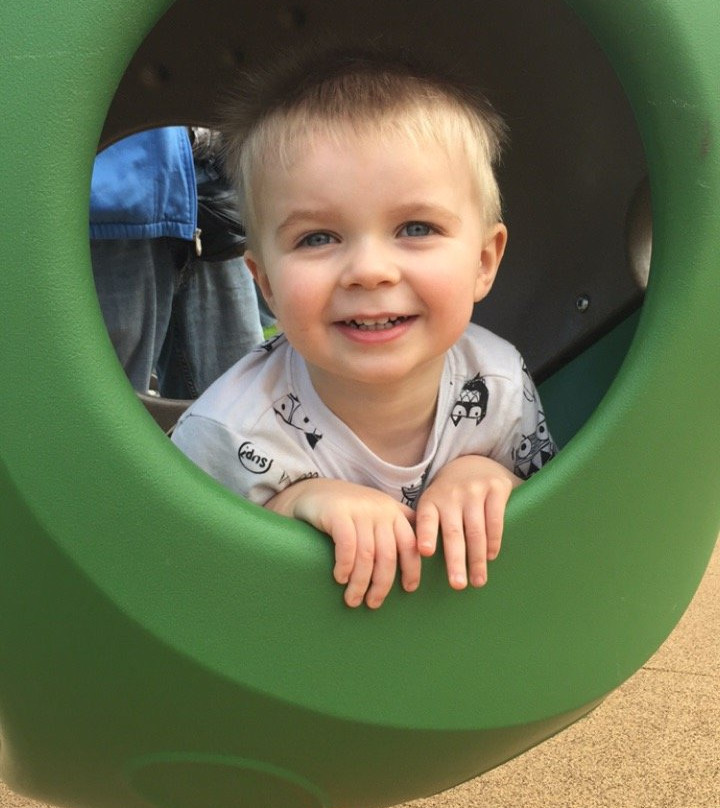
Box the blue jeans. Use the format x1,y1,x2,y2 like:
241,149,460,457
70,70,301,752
91,238,263,398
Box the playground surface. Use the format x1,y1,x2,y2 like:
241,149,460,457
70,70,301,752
1,536,717,808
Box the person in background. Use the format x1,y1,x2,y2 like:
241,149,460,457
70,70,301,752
90,125,264,399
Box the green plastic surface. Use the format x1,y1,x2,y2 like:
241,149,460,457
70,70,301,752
1,1,719,807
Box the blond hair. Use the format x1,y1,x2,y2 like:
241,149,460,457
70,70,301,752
220,47,507,245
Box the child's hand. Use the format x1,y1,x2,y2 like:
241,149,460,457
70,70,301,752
265,479,420,609
415,456,520,590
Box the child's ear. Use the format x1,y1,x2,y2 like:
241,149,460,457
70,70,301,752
244,251,275,314
474,223,508,302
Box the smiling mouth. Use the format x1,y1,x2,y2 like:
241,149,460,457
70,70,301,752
342,316,412,331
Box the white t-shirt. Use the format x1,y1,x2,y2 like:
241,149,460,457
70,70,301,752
171,324,556,507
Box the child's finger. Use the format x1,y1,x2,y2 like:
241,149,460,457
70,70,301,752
439,504,468,589
364,522,398,609
485,483,510,560
463,499,489,587
395,515,421,593
343,518,375,608
330,514,357,586
415,501,440,556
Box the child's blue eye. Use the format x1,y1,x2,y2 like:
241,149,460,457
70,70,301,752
401,222,433,237
300,232,334,247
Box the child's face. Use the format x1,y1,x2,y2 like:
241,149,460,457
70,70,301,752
245,128,506,397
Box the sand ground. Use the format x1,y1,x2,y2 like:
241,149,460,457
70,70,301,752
2,537,717,808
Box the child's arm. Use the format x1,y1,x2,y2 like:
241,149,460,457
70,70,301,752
265,479,421,609
415,456,521,590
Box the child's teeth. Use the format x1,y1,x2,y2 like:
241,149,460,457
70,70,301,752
348,317,406,331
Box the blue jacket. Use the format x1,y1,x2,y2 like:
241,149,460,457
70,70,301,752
89,127,197,241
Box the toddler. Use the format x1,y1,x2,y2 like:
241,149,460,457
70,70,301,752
172,47,557,608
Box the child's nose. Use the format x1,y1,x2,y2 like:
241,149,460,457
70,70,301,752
340,241,401,289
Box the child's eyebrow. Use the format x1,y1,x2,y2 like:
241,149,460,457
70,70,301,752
276,210,333,235
388,202,461,224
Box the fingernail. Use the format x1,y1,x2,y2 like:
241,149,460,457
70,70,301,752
451,574,467,589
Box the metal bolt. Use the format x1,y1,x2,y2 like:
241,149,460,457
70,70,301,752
575,294,591,313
